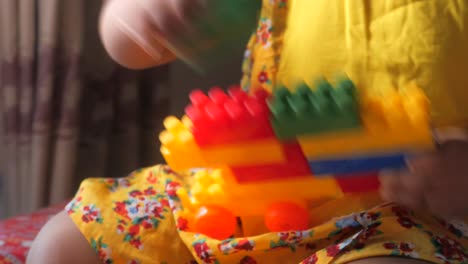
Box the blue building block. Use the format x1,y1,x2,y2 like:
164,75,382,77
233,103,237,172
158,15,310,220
309,153,408,176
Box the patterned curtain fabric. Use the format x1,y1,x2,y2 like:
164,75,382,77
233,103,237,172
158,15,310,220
0,0,170,218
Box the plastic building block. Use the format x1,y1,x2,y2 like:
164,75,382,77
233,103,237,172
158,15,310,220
171,0,262,72
193,205,237,240
200,138,286,166
335,173,380,193
299,83,434,158
264,202,310,232
268,78,361,139
308,152,407,176
186,87,274,146
230,143,310,183
160,81,435,238
180,168,343,217
160,116,208,171
160,116,286,170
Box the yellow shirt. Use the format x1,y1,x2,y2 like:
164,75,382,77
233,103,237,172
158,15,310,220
242,0,468,127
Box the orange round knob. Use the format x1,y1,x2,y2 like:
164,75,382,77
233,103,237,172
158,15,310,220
193,205,237,240
265,202,310,232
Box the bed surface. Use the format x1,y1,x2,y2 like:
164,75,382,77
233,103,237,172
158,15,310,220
0,202,67,264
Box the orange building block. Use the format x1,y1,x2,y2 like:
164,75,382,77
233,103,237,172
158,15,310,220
160,116,286,171
180,168,343,217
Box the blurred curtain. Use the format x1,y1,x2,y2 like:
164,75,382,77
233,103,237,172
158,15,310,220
0,0,170,218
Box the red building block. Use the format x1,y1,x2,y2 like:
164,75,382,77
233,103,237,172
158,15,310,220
230,143,311,183
185,86,274,146
335,173,381,193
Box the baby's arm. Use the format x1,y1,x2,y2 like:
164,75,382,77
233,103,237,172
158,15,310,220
26,211,100,264
100,0,205,69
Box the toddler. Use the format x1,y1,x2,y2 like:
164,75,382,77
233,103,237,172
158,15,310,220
27,0,468,263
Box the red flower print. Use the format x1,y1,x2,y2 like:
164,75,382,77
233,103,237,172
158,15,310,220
144,187,156,196
160,198,170,208
302,253,318,264
361,224,381,240
129,224,140,236
130,238,143,250
114,201,129,218
437,218,465,238
399,242,413,252
193,241,216,263
82,214,92,223
258,71,268,84
166,181,181,197
256,18,272,47
432,235,468,262
260,32,269,44
326,244,341,257
129,190,143,198
235,239,255,251
397,216,417,229
177,217,189,231
117,224,125,234
383,242,397,250
81,204,102,223
240,256,257,264
146,171,158,184
279,232,290,241
150,204,164,218
142,219,153,229
382,241,418,258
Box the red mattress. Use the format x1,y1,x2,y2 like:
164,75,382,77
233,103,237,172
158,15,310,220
0,202,67,264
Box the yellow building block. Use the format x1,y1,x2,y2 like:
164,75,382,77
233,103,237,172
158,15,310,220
160,116,286,171
184,168,343,217
299,84,434,158
160,116,208,171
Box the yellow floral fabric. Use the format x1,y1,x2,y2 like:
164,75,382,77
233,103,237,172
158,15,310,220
68,166,468,264
66,0,468,263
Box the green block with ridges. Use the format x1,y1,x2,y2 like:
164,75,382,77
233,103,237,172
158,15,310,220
268,78,362,139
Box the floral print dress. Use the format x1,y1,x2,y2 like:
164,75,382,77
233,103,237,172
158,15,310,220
67,166,468,264
67,0,468,263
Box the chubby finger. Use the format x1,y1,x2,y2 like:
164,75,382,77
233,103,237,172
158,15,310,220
406,152,442,185
394,170,427,209
378,169,403,202
379,169,426,210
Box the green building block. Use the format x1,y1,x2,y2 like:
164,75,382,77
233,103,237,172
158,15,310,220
172,0,262,73
268,78,362,139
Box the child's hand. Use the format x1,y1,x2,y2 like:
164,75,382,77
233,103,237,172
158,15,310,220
137,0,208,45
379,138,468,220
100,0,207,69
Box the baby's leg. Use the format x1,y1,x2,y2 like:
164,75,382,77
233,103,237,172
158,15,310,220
348,257,432,264
27,211,100,264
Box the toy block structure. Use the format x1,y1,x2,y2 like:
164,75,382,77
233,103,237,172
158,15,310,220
186,87,274,146
160,116,285,171
300,83,434,175
229,143,310,183
160,116,208,171
308,152,407,175
159,79,435,240
180,168,343,216
268,79,361,140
